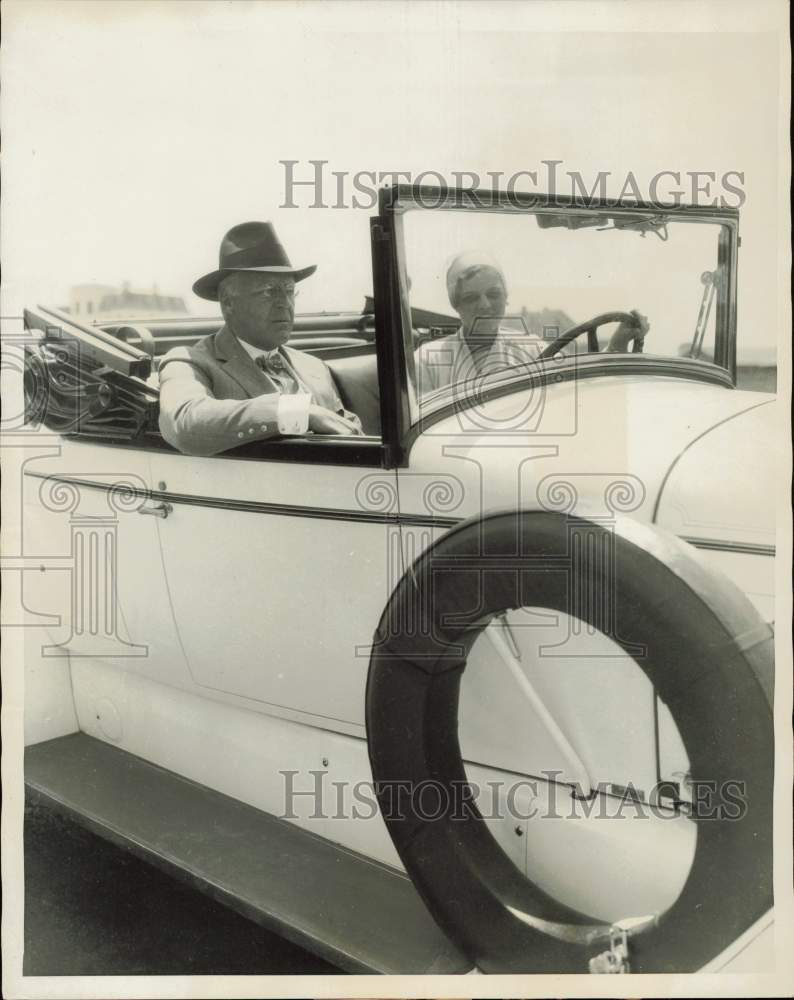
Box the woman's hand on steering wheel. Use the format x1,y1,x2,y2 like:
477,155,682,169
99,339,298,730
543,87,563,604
605,309,649,353
537,310,650,361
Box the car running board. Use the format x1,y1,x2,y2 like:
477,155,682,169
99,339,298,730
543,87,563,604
24,732,471,975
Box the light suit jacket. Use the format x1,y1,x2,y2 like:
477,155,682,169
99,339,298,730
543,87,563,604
158,326,348,456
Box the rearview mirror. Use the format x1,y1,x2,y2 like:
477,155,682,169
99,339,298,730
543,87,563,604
535,213,608,230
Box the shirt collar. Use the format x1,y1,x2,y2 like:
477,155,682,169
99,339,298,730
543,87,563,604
236,336,280,363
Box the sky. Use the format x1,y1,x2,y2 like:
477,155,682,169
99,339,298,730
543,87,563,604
2,0,788,357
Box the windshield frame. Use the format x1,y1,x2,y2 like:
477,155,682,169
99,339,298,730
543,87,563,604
374,184,739,453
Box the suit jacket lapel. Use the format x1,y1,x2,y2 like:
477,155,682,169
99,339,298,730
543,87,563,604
283,346,329,400
214,326,276,397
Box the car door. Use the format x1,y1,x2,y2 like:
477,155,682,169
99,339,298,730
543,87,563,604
21,438,194,725
147,440,399,731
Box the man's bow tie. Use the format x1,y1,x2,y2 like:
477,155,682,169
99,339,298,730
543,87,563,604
257,353,284,372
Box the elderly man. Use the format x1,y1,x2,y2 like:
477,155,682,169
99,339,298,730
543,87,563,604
415,252,649,396
158,221,362,456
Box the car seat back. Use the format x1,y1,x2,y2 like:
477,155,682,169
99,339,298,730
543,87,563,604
326,353,381,436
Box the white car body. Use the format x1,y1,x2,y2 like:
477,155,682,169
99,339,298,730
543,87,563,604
20,187,777,975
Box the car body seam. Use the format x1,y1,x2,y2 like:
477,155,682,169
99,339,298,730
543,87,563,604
650,397,775,525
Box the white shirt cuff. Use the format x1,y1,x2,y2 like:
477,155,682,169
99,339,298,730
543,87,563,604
277,393,311,435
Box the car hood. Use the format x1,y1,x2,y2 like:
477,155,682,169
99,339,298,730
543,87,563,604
409,377,775,536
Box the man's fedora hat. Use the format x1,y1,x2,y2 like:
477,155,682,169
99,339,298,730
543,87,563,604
193,221,317,301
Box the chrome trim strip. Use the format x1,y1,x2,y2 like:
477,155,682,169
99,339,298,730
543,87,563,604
23,472,458,528
25,472,775,552
680,536,775,557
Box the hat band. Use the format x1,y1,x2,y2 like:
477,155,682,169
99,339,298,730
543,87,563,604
221,242,292,270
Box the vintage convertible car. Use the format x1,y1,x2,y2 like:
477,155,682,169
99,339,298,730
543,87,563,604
20,186,776,976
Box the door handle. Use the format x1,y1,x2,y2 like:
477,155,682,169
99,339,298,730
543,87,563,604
138,501,173,519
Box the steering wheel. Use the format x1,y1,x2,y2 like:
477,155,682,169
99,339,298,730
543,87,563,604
537,311,645,361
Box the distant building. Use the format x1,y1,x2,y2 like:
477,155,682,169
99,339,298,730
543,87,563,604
68,282,188,321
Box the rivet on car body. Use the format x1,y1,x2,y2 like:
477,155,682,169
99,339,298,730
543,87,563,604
322,757,329,767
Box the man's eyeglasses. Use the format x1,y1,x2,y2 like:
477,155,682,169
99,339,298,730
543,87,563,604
252,282,298,301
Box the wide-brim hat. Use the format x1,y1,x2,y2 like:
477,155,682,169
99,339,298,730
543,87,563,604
193,220,317,301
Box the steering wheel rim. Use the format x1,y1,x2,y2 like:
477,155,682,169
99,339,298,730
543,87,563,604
538,311,644,361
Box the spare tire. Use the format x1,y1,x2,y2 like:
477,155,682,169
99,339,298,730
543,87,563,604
366,510,773,973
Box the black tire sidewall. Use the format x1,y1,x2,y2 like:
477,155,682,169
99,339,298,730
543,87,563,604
366,510,773,973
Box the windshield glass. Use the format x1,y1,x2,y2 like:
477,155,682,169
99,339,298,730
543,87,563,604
398,204,730,413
